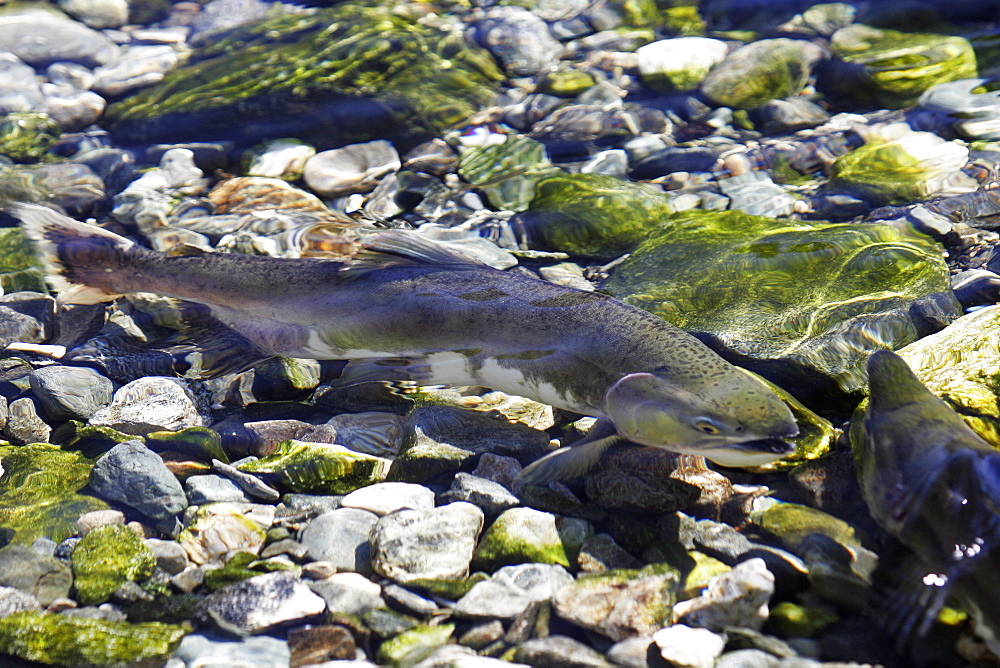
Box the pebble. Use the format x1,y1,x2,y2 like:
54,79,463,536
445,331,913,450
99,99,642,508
211,459,280,501
74,509,126,536
92,45,181,97
196,571,326,635
340,482,435,516
89,376,210,435
178,502,275,566
653,624,727,668
170,632,292,667
303,140,401,198
185,474,255,505
0,54,46,114
673,558,776,632
59,0,130,29
636,37,729,92
443,472,520,515
88,440,188,522
298,508,378,575
454,562,573,619
308,572,386,616
471,6,563,77
0,9,120,68
512,635,613,667
29,365,114,421
370,502,485,582
0,586,42,619
5,397,51,445
0,545,72,607
145,538,190,575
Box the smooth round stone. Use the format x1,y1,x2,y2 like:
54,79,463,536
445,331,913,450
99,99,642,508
471,6,563,77
74,509,126,536
245,138,316,179
471,507,572,571
324,412,405,459
144,538,189,576
303,140,401,197
39,85,106,131
89,376,210,436
307,571,386,616
0,544,72,607
298,508,379,575
701,38,825,110
606,637,656,667
172,633,291,667
196,571,326,635
673,558,776,632
29,365,114,421
636,37,729,92
919,78,1000,141
0,585,41,618
0,9,120,68
454,563,574,619
513,636,612,668
757,97,830,135
340,482,435,516
0,54,44,114
370,502,485,582
89,440,188,522
184,474,254,505
47,62,95,90
653,625,727,668
92,45,180,97
59,0,130,29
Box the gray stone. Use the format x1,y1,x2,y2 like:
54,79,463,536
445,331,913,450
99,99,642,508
405,405,549,462
29,365,114,421
74,509,126,536
260,538,309,561
0,544,72,606
185,474,255,505
340,482,435,516
717,171,798,218
196,571,325,635
179,503,274,567
577,533,643,572
415,644,523,667
653,625,727,668
59,0,129,29
5,397,50,444
92,45,181,97
673,558,776,632
308,572,386,616
606,637,656,667
382,583,440,617
636,37,729,92
299,507,378,575
371,502,484,583
715,649,781,668
211,459,279,502
89,440,188,521
171,631,292,667
0,586,41,619
443,472,520,515
471,6,563,77
0,8,120,68
303,139,401,197
513,635,613,667
89,376,210,435
472,453,522,490
145,538,190,575
39,84,106,130
757,97,830,135
0,53,44,114
454,563,574,619
171,566,204,593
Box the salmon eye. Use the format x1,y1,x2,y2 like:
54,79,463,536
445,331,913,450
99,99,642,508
695,419,721,434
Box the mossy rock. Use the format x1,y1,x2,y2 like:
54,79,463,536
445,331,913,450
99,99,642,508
514,173,675,260
701,38,823,110
238,440,390,494
749,501,860,553
377,622,454,666
385,441,474,484
535,69,597,97
458,135,562,212
146,427,228,464
600,209,958,394
0,611,186,664
0,227,47,294
0,443,107,547
404,572,489,601
827,24,977,108
52,420,136,457
71,524,156,606
104,0,503,149
471,507,573,571
0,112,61,163
768,601,839,638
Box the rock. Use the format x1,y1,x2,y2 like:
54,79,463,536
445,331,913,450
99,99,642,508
178,502,275,567
471,6,563,77
370,502,485,582
454,563,574,619
0,545,71,607
377,623,454,666
196,571,326,635
472,507,585,571
89,440,188,522
513,635,613,667
636,37,729,92
303,140,401,197
653,625,727,668
767,601,839,638
673,558,775,631
59,0,130,29
185,474,255,505
717,171,798,218
29,366,114,421
105,1,502,148
288,624,357,664
172,632,291,667
0,586,40,619
298,508,378,575
238,441,390,495
74,509,125,536
757,97,830,135
211,460,279,502
0,8,119,68
0,443,108,546
110,148,204,232
93,45,181,97
42,86,106,131
829,123,977,206
323,411,406,458
403,405,551,463
308,572,386,616
89,377,210,436
0,112,62,163
553,564,681,640
0,611,185,664
750,501,861,554
918,78,1000,141
443,472,521,516
0,54,45,115
145,538,190,576
70,524,155,606
701,38,824,110
5,398,50,445
340,482,435,516
458,135,560,212
827,24,977,108
244,138,316,180
577,534,644,573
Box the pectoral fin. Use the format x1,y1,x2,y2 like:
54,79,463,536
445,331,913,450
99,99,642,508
519,419,621,485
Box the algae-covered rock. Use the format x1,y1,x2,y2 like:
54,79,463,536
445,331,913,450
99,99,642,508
0,227,46,294
749,501,860,553
377,622,454,666
145,427,228,464
0,611,185,664
636,37,729,92
104,0,503,149
385,440,474,483
0,443,107,547
895,304,1000,447
768,600,838,638
514,173,674,260
601,209,958,394
238,440,389,494
472,507,575,571
0,112,61,162
71,523,156,606
829,123,977,205
827,24,977,108
457,135,562,211
178,502,275,567
700,38,824,110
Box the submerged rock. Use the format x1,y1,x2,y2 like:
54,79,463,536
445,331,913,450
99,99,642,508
237,440,390,494
88,440,188,523
636,37,729,92
196,571,326,635
370,502,484,582
70,523,156,606
701,38,824,110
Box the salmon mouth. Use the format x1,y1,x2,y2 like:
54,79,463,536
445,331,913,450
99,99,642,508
732,437,797,455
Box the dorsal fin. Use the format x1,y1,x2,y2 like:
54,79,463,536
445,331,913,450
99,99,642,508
359,230,485,266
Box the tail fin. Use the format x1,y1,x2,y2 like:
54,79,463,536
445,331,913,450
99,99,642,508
9,202,137,306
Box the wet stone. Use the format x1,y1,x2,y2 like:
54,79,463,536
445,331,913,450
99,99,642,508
443,472,521,516
0,586,40,619
70,524,156,606
340,482,435,516
308,572,386,616
298,507,378,575
0,8,119,68
673,558,775,632
303,139,401,198
0,54,44,114
59,0,130,29
89,440,188,523
472,507,573,571
370,502,484,583
178,502,275,567
578,533,644,573
454,562,574,619
636,37,729,92
74,509,125,536
89,377,210,436
404,405,551,464
288,624,357,665
145,538,189,575
700,38,824,110
171,632,291,668
29,366,114,422
513,635,613,668
382,583,439,617
92,45,180,97
0,545,72,607
653,624,727,668
196,571,325,635
5,398,51,445
185,474,255,505
471,6,563,77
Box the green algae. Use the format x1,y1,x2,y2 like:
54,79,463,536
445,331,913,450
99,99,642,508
750,501,861,553
238,440,389,494
0,611,186,665
515,173,675,260
828,24,977,108
0,112,61,163
146,427,228,464
664,5,706,36
52,420,136,457
768,601,839,638
0,443,106,547
471,507,572,571
377,623,454,666
458,135,562,212
405,572,489,601
0,227,47,294
600,209,957,393
71,524,156,606
701,38,821,110
385,440,474,484
535,69,597,97
105,0,503,148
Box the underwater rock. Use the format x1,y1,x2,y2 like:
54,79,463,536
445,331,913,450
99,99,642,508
757,97,831,135
0,545,72,607
636,37,729,92
92,44,181,97
826,24,977,108
172,632,291,667
340,481,435,516
0,8,119,68
917,78,1000,141
701,38,824,110
70,523,156,606
403,405,551,465
653,624,727,668
197,571,326,635
370,502,484,582
59,0,130,29
178,502,275,566
0,54,44,115
472,507,578,571
303,140,401,198
307,571,386,616
29,366,114,422
298,508,378,575
0,443,107,547
443,472,521,516
601,208,958,394
237,440,390,495
454,562,573,619
377,622,454,666
458,135,561,212
89,376,211,436
514,636,612,667
470,5,563,77
673,558,775,632
0,229,47,295
0,611,185,664
0,112,62,163
104,0,503,148
243,138,316,180
5,398,50,445
88,440,188,522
